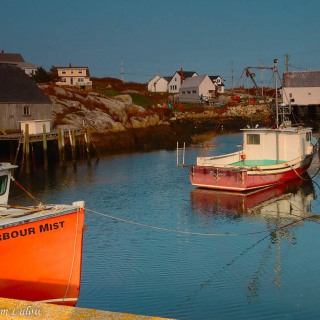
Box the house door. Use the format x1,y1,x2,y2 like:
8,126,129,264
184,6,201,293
70,77,73,85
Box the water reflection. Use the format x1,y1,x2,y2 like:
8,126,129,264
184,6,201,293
190,178,316,302
190,178,315,221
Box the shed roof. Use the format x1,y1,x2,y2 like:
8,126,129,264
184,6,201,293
0,63,52,104
283,71,320,87
0,52,25,63
180,75,207,88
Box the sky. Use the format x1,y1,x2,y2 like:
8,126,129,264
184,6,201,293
1,0,320,87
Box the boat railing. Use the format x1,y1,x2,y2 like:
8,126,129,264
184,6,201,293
197,151,242,166
196,155,305,171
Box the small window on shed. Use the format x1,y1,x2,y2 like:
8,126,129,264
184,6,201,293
306,132,311,141
0,175,8,196
247,134,260,145
23,105,30,115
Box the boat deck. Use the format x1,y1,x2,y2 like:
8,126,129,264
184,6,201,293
231,159,286,166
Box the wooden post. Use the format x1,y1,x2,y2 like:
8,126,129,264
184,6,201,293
57,128,65,164
69,129,76,165
42,124,48,170
61,129,65,162
84,129,91,163
25,124,30,174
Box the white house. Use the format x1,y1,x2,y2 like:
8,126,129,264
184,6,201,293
209,75,225,93
168,69,197,93
282,71,320,106
147,75,170,92
0,51,38,76
179,75,216,103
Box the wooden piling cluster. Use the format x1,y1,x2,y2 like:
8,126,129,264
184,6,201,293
0,126,96,174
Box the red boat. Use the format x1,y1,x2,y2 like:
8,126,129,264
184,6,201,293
0,163,85,306
189,60,317,191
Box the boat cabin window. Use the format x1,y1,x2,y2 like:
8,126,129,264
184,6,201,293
0,175,8,196
306,132,311,141
247,134,260,145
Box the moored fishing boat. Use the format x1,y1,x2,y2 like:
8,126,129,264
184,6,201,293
0,162,85,306
189,59,318,191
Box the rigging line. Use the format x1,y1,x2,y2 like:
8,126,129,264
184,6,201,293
179,232,271,307
86,208,315,237
10,176,42,206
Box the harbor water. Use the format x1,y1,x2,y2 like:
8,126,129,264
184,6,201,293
9,132,320,319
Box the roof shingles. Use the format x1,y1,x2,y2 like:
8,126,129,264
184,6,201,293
0,63,51,104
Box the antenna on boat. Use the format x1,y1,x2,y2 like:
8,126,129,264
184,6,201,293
273,58,279,128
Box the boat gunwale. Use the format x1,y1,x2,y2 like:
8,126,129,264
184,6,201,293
0,205,83,230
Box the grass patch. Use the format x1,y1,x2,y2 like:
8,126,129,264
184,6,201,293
96,89,120,97
131,94,156,107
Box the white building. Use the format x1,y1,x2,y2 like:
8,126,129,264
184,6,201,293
0,51,38,76
209,75,225,94
282,71,320,106
147,75,170,92
179,75,216,103
168,69,197,93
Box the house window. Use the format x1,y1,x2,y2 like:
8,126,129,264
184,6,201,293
192,90,196,93
23,105,30,116
71,70,74,74
78,78,84,82
308,93,311,95
247,134,260,145
61,77,66,82
79,70,83,74
62,70,66,74
289,93,292,98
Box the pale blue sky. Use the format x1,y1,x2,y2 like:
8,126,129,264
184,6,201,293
1,0,320,86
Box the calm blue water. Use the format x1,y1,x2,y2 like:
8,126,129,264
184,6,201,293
9,132,320,319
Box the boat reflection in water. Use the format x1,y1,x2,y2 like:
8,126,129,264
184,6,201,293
190,177,316,298
190,177,315,221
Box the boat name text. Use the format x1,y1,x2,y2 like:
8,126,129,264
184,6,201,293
0,221,65,241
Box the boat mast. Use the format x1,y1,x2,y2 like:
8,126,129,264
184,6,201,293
274,58,279,128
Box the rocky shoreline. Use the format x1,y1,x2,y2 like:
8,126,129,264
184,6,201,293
37,84,271,156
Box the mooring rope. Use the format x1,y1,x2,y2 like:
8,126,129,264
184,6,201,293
86,207,316,237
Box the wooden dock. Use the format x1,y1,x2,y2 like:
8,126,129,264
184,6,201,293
0,125,95,173
0,298,174,319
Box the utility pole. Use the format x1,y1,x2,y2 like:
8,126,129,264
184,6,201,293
260,59,264,96
285,53,289,72
120,57,124,82
231,61,234,89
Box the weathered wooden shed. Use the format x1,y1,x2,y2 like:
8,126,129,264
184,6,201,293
0,63,54,133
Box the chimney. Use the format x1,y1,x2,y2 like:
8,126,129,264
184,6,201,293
1,50,4,54
180,67,184,85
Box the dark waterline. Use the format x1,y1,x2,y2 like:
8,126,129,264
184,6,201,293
8,132,320,319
